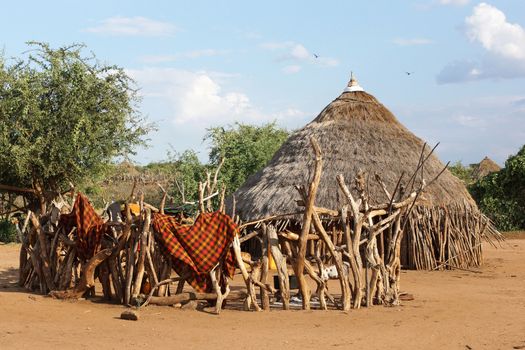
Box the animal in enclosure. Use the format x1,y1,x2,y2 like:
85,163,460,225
321,262,350,281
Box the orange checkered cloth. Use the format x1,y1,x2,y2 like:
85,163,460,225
151,211,238,292
59,193,106,261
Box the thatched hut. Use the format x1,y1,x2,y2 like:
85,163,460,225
232,75,495,269
471,156,500,180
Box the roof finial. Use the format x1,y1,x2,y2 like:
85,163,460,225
344,71,364,92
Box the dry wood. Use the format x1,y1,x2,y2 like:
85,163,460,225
0,183,37,194
198,182,206,214
132,209,151,299
239,230,260,243
267,224,290,310
124,234,137,304
209,263,230,314
99,261,112,300
146,290,248,306
279,231,319,241
29,212,55,291
310,209,351,311
50,248,112,299
219,186,226,213
232,235,261,311
293,136,323,310
260,227,270,310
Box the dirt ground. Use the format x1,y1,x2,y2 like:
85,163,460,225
1,239,524,350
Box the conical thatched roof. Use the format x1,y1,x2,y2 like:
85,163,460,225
233,76,477,221
471,156,500,180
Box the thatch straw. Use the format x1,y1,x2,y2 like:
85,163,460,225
471,156,500,180
232,90,476,221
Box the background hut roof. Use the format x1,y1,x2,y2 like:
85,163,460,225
471,156,501,180
232,83,477,221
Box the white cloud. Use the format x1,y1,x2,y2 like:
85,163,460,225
127,67,305,126
454,114,487,128
438,0,469,6
437,3,525,83
289,44,310,60
271,108,306,120
85,16,176,37
392,38,433,46
128,68,251,124
260,41,294,50
260,41,339,70
513,98,525,108
317,57,340,67
282,65,302,74
465,3,525,60
140,49,228,63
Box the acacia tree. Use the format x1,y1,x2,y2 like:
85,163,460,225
206,122,289,194
0,42,150,212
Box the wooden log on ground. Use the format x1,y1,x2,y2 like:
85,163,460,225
50,248,112,299
146,290,248,306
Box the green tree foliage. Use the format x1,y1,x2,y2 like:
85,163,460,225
0,219,18,243
152,150,207,204
449,161,475,185
470,145,525,230
0,42,150,209
206,122,289,194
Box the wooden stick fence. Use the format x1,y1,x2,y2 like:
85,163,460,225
14,137,502,313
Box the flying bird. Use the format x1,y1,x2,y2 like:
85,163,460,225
313,53,319,58
405,71,414,75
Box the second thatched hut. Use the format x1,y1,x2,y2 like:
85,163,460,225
471,156,501,180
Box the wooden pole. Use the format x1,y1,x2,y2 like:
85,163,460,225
267,224,290,310
293,136,323,310
260,227,270,310
132,209,151,299
29,212,56,292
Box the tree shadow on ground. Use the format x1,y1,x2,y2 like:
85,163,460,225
0,267,24,292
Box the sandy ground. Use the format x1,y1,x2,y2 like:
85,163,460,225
1,240,524,350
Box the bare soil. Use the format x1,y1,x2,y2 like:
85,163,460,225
1,239,524,350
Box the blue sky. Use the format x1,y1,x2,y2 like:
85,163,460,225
1,0,524,165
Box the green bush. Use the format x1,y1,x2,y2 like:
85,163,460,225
0,219,18,243
449,161,475,185
470,145,525,231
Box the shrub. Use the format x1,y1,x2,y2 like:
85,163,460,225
470,145,525,231
0,219,18,243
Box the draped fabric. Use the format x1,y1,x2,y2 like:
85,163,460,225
152,211,237,292
59,193,105,260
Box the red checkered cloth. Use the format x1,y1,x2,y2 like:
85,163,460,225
59,193,105,261
152,211,238,292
